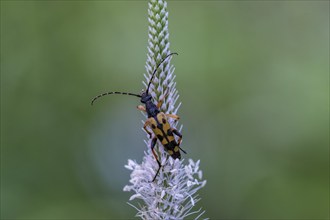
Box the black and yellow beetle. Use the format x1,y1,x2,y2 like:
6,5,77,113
91,53,186,182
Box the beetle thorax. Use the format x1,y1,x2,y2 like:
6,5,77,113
145,100,159,118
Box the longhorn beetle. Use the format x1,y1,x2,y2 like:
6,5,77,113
91,53,186,182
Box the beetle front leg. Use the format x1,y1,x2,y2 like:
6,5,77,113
150,137,161,182
157,90,170,109
157,99,164,109
137,105,146,112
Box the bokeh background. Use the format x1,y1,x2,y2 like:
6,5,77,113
1,1,329,219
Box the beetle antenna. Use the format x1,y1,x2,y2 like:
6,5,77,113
91,91,141,105
146,52,178,94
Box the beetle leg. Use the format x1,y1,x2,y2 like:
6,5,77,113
137,105,146,112
157,90,170,109
150,137,161,182
166,113,180,121
157,100,163,109
172,128,182,145
172,128,187,154
143,119,153,139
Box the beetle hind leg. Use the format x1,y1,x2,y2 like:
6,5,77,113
172,128,187,154
150,137,161,182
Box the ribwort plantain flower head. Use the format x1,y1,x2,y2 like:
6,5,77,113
124,156,207,219
123,0,207,219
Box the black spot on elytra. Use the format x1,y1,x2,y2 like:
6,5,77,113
157,134,164,141
170,140,177,147
167,129,173,136
164,143,181,159
151,124,156,129
162,118,166,124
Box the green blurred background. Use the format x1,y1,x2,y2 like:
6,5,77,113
1,1,329,219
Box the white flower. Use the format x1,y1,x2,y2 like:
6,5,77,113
124,150,207,219
124,0,207,219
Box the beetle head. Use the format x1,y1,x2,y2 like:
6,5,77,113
140,91,152,104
